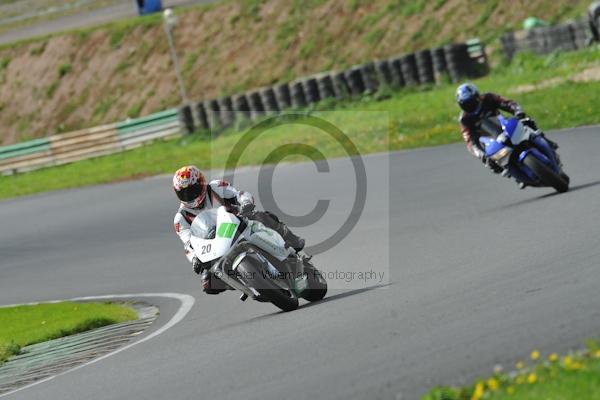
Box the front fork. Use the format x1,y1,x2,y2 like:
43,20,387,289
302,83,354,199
531,133,560,170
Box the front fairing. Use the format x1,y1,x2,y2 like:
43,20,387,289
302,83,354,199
190,207,241,263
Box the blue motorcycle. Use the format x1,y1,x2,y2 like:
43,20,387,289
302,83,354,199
479,115,569,193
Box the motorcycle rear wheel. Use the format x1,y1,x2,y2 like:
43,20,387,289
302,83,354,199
301,263,328,302
523,154,569,193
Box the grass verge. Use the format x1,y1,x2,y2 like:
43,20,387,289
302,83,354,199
0,46,598,200
0,301,137,364
423,341,600,400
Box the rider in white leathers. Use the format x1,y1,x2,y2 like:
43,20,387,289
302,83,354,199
172,166,305,294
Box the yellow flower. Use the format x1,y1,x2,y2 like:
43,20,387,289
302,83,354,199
487,377,499,391
595,350,600,359
471,382,485,400
527,373,537,384
530,350,540,361
507,386,515,394
548,353,558,362
563,355,573,367
516,375,525,385
516,361,525,369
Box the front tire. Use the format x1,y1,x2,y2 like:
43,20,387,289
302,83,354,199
236,258,298,312
523,154,569,193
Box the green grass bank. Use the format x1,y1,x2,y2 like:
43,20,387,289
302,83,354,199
0,301,137,364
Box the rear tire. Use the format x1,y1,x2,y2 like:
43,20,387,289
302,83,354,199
236,259,298,312
523,154,569,193
301,263,328,302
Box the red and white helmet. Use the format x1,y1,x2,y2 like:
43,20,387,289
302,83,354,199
173,166,207,209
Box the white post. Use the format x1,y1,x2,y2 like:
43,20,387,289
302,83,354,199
163,8,188,105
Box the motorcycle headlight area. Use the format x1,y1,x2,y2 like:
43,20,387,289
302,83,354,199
490,147,512,165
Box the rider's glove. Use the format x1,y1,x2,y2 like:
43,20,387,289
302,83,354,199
192,256,209,275
239,201,255,217
515,110,526,120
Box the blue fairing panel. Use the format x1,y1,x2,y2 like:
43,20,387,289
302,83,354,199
483,140,506,157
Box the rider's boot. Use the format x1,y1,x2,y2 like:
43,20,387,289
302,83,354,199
280,225,305,253
518,181,528,190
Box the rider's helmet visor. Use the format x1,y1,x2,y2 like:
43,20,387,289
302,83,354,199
177,182,203,202
460,97,480,113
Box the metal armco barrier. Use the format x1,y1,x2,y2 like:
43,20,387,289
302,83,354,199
0,109,180,175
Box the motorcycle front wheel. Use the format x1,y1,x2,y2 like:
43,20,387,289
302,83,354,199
236,257,299,312
523,154,569,193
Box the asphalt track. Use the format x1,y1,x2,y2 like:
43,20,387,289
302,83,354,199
1,126,599,399
0,0,214,45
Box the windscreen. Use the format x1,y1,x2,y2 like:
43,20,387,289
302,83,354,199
480,115,503,138
190,209,218,239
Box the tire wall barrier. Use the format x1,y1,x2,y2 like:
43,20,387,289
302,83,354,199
501,18,592,59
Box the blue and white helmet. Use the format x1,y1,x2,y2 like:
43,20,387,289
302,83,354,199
456,83,481,114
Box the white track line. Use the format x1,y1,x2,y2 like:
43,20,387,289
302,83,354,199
0,292,195,398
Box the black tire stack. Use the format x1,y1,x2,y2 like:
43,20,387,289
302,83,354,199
233,93,251,121
275,83,292,110
247,90,265,120
374,60,394,88
360,62,379,94
218,97,234,128
205,99,222,132
570,19,591,49
400,54,419,86
431,47,448,84
178,104,194,135
501,19,592,60
316,73,335,100
345,66,365,96
302,77,321,105
290,80,307,109
388,57,406,88
194,102,209,131
332,71,350,99
260,87,280,114
415,49,434,85
444,43,471,82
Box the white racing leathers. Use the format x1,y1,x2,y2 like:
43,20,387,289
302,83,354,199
173,180,253,263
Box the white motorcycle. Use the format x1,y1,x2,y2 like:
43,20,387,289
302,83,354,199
190,207,328,312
